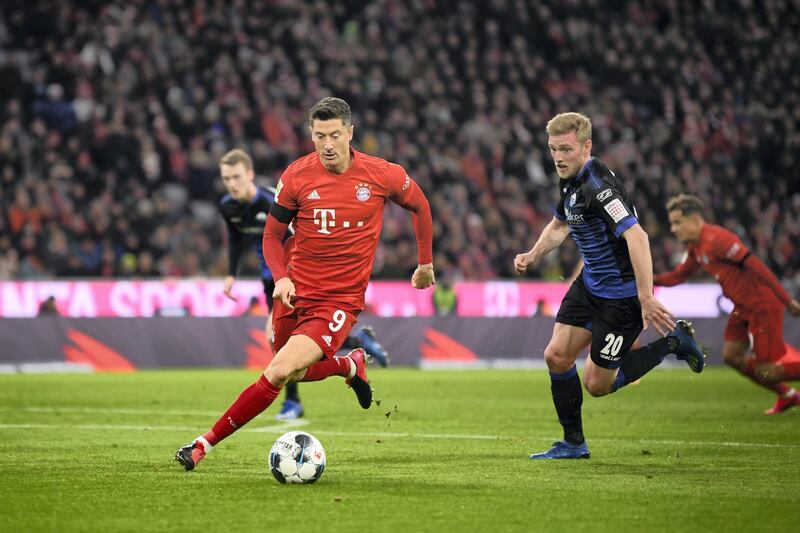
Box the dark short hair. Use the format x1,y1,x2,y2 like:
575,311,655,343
666,193,705,217
308,97,351,127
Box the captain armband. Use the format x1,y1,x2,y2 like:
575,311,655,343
269,203,298,224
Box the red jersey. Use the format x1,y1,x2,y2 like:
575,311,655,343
655,223,790,310
264,149,433,311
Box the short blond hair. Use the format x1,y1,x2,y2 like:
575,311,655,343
666,193,705,217
546,112,592,143
219,149,253,171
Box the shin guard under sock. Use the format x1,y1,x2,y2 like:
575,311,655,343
204,375,281,446
612,337,673,391
550,365,584,445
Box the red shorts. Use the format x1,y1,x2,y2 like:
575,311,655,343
724,304,787,362
272,298,359,358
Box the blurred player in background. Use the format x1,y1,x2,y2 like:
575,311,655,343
216,149,389,421
655,194,800,414
176,97,434,471
515,112,706,460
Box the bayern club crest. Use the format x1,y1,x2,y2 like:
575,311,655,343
355,184,371,201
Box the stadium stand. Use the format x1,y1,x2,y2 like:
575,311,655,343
0,1,797,287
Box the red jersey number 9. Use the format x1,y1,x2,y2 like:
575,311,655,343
329,310,346,332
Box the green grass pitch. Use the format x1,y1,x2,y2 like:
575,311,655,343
1,368,798,532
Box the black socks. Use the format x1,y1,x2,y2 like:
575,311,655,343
284,382,300,402
550,365,585,445
612,337,674,391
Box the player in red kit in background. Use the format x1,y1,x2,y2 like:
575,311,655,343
655,194,800,414
176,97,435,470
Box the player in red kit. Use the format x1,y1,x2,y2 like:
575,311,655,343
655,194,800,414
175,97,434,471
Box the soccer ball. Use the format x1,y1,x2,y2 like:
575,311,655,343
269,431,326,484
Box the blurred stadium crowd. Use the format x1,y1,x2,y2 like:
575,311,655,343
0,0,798,286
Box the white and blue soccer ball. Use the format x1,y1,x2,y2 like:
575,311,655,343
269,431,326,484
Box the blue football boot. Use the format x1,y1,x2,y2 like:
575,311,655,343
668,320,707,373
529,440,590,460
275,399,304,420
354,325,389,367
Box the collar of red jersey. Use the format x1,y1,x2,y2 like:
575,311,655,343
316,148,360,175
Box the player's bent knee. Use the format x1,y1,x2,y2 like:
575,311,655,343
263,366,288,386
583,377,612,397
264,360,302,386
722,342,748,368
544,345,575,372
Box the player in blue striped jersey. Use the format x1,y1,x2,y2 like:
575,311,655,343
514,113,706,459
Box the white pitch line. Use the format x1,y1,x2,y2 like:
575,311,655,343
0,422,798,450
0,406,226,417
590,437,800,450
310,430,503,440
0,420,308,433
0,423,202,432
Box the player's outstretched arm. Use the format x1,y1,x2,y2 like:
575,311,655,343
222,220,243,301
262,211,296,307
514,217,569,275
622,224,675,335
411,263,435,289
390,172,434,284
653,253,700,287
741,254,793,309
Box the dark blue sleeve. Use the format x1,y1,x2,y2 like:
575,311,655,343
219,201,243,276
584,176,638,238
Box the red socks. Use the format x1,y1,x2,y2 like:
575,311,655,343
203,375,281,446
201,357,355,447
301,356,352,382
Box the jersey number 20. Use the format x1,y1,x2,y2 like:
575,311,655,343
600,333,624,357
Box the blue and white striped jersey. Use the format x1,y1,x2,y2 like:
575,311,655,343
555,157,640,299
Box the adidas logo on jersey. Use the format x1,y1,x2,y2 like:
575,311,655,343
307,190,321,200
321,335,332,347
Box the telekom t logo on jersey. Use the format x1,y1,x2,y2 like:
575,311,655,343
313,208,365,234
314,209,336,234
